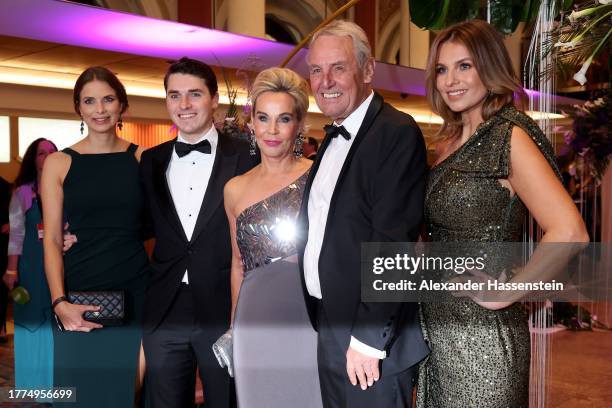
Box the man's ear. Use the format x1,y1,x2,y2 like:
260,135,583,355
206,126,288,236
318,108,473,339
212,92,220,110
363,57,375,84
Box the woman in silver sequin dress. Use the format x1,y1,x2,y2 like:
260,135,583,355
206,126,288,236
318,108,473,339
417,20,589,407
222,68,322,407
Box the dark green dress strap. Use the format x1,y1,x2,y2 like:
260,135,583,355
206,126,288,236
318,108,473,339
61,147,78,157
62,143,138,156
127,142,138,154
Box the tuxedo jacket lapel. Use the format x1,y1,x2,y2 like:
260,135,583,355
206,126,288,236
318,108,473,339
190,133,238,243
152,138,189,242
318,93,384,249
299,130,334,227
332,92,383,193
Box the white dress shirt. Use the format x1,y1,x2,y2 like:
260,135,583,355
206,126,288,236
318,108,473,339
303,92,386,359
166,126,218,284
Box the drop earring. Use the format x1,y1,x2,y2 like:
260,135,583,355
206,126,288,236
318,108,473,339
294,132,304,158
118,116,123,131
80,119,84,135
249,128,257,156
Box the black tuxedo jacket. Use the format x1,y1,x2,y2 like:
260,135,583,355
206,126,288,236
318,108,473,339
140,134,255,332
297,93,429,375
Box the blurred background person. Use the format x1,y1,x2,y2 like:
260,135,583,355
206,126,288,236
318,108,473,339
302,136,318,161
41,66,149,407
4,138,57,393
0,176,10,344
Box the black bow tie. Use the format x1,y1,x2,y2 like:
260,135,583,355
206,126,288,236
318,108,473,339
175,139,211,157
324,124,351,141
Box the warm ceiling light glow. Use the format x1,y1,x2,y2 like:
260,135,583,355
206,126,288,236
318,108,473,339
0,67,565,125
526,111,566,120
0,66,76,89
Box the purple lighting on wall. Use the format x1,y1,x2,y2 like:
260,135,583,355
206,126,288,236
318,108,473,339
0,0,583,107
0,0,294,68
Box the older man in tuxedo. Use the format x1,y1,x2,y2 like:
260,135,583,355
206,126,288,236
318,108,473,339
298,21,429,407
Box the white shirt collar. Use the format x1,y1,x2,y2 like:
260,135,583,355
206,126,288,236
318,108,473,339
333,91,374,138
177,124,218,146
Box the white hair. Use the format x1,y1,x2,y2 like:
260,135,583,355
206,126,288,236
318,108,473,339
308,20,372,68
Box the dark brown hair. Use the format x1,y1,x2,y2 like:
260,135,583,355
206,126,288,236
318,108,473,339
425,19,526,138
73,66,129,116
164,57,218,97
14,138,58,187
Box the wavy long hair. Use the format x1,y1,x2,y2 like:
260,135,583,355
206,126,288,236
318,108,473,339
425,19,526,139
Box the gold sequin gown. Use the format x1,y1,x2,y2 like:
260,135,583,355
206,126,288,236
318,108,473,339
417,106,560,408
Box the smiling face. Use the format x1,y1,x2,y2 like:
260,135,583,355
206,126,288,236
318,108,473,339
252,91,301,160
435,41,488,121
78,80,122,135
166,73,219,142
307,35,374,124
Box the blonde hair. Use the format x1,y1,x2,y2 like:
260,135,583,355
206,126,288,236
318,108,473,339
308,20,372,69
251,67,310,122
425,19,527,139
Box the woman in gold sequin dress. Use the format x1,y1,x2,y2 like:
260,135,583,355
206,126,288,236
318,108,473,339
219,68,322,407
417,20,589,407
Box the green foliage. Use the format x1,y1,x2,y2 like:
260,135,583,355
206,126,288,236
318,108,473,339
489,0,524,34
408,0,542,34
445,0,480,26
409,0,449,29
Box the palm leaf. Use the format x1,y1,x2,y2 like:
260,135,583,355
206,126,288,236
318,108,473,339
409,0,448,29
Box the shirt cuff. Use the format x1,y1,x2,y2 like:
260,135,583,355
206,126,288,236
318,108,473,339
349,336,386,359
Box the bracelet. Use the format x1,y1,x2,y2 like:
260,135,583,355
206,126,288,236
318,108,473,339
51,295,68,310
4,270,17,276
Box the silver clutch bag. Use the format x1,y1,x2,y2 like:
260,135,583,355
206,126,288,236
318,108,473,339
212,329,234,378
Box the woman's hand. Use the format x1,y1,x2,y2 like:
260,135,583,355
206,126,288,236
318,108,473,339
54,301,103,332
2,270,17,290
63,232,78,252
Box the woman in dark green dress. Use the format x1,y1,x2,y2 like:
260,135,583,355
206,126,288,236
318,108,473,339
417,20,589,407
41,67,149,407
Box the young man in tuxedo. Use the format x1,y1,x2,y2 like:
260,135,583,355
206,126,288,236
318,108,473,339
140,57,254,408
297,21,429,407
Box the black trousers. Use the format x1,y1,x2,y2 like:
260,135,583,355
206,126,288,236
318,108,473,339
316,305,416,408
143,284,233,408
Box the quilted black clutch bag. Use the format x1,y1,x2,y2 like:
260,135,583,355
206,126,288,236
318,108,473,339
67,291,125,326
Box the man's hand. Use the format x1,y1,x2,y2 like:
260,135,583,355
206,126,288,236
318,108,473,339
346,346,380,390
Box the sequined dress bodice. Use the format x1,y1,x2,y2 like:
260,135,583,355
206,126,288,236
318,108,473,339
425,105,560,242
236,171,308,274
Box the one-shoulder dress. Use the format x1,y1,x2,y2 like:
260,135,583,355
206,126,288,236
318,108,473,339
417,105,561,407
232,170,323,408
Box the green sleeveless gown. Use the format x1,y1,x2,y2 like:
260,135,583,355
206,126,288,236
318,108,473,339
53,143,149,407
